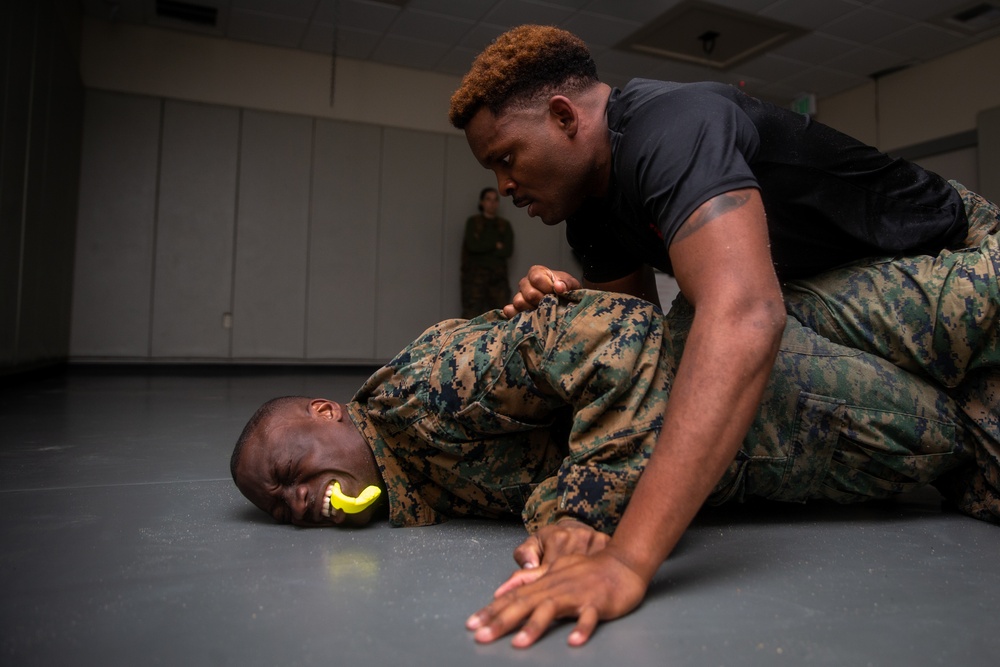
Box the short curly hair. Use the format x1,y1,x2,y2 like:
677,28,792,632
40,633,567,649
449,25,599,129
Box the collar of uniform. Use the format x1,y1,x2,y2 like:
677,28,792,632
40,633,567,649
345,401,445,528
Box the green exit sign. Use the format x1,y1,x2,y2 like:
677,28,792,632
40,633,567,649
790,93,816,116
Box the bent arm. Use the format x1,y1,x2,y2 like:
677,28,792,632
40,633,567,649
467,188,787,648
605,188,785,581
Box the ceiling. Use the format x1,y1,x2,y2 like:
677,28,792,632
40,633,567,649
80,0,1000,106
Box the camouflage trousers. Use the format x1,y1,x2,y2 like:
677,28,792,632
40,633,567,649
437,290,987,532
782,182,1000,522
662,298,983,513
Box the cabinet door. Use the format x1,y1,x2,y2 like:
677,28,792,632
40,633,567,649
306,120,381,360
71,91,160,358
151,101,239,359
376,128,446,358
231,110,313,359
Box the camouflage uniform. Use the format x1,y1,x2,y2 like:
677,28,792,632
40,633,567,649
347,289,992,534
460,215,514,319
783,182,1000,522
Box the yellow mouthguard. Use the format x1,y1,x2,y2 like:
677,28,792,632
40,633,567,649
330,481,382,514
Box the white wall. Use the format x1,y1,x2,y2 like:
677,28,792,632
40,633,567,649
80,18,460,135
70,20,1000,365
816,33,1000,200
69,19,581,364
817,34,1000,152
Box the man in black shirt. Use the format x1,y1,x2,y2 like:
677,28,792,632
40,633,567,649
448,24,999,648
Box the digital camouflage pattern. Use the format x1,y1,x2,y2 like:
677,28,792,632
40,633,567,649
783,182,1000,522
348,285,994,534
348,292,668,533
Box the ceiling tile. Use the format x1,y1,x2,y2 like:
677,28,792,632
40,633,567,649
709,0,786,14
772,33,855,65
227,9,309,48
408,0,499,21
583,0,674,24
232,0,319,21
388,10,474,44
81,0,145,22
336,0,403,32
482,0,575,27
761,0,867,30
591,47,672,81
873,23,969,60
372,33,452,69
535,0,591,9
732,53,809,82
561,12,643,48
458,23,508,51
874,0,973,23
822,7,915,46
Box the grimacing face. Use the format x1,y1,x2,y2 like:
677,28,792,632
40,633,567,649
464,102,595,226
234,399,385,528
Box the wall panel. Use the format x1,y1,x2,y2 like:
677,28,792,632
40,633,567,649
979,106,1000,204
443,135,495,320
151,101,239,358
306,120,381,359
231,110,312,359
376,128,446,358
71,91,160,357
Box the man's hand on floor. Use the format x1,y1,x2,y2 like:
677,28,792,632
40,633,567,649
466,547,647,648
492,519,610,597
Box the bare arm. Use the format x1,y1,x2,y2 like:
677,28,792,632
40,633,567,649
601,187,784,578
468,188,786,647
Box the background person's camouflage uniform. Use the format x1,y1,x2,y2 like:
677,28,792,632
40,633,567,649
460,215,514,319
347,288,995,534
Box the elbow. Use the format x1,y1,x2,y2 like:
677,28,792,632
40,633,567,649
755,296,786,354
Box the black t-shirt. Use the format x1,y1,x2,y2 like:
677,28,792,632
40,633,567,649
568,79,969,281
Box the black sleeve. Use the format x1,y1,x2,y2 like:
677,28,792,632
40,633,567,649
612,83,761,248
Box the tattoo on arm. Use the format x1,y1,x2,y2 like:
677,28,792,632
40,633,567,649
673,191,751,242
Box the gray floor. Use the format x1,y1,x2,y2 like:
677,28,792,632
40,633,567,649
1,366,998,666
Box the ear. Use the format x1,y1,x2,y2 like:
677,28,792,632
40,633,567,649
309,399,343,421
548,95,579,138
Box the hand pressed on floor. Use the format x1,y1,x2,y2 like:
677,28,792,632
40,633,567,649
466,548,648,648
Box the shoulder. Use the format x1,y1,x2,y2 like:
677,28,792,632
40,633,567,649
611,79,747,129
609,79,760,176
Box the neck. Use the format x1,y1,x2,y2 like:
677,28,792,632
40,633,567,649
579,83,614,197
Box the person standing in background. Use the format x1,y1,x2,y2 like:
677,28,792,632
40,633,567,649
461,187,514,319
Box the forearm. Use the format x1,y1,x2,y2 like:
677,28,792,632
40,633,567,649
606,304,783,582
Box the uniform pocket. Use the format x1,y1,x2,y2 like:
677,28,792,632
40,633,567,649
742,391,844,502
820,405,961,502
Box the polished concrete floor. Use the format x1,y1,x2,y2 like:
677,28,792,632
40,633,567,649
1,366,998,666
